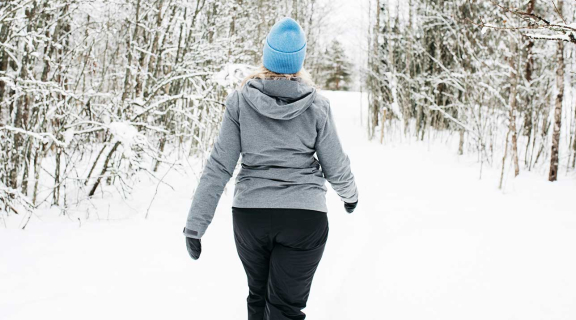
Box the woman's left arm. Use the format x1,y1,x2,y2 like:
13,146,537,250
184,91,241,239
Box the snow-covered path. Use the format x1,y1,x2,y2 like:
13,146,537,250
2,91,576,320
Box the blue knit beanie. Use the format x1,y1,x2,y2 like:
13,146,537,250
262,17,307,74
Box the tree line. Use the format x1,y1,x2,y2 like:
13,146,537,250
365,0,576,185
0,0,334,221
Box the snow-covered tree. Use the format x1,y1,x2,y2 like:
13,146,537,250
364,0,575,183
320,39,353,91
0,0,335,221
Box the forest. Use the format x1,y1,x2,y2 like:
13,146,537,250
365,0,576,187
2,1,576,319
1,0,575,220
0,0,339,220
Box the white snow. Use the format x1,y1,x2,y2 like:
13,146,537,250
1,91,575,320
213,64,256,90
63,128,75,146
108,121,139,146
108,121,147,159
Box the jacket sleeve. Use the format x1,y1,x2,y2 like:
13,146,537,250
184,91,241,239
315,102,359,204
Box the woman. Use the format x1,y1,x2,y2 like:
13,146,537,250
183,17,359,319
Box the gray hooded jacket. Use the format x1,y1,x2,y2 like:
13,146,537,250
184,77,358,239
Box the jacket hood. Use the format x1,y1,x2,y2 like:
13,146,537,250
240,78,317,120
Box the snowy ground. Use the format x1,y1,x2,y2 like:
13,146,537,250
1,91,576,320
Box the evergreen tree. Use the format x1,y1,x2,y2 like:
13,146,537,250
321,39,353,91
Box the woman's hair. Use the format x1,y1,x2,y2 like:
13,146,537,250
240,64,315,88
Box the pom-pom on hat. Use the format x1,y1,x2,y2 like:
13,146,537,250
262,17,307,74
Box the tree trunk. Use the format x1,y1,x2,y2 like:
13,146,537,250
380,108,386,144
522,0,536,167
53,148,61,205
85,138,109,185
89,141,121,197
458,129,465,155
572,99,576,168
32,145,45,205
499,129,511,190
369,0,380,140
508,40,520,177
122,0,141,102
549,2,564,182
0,13,11,110
404,0,413,135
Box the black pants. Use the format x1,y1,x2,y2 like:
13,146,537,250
232,207,329,320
